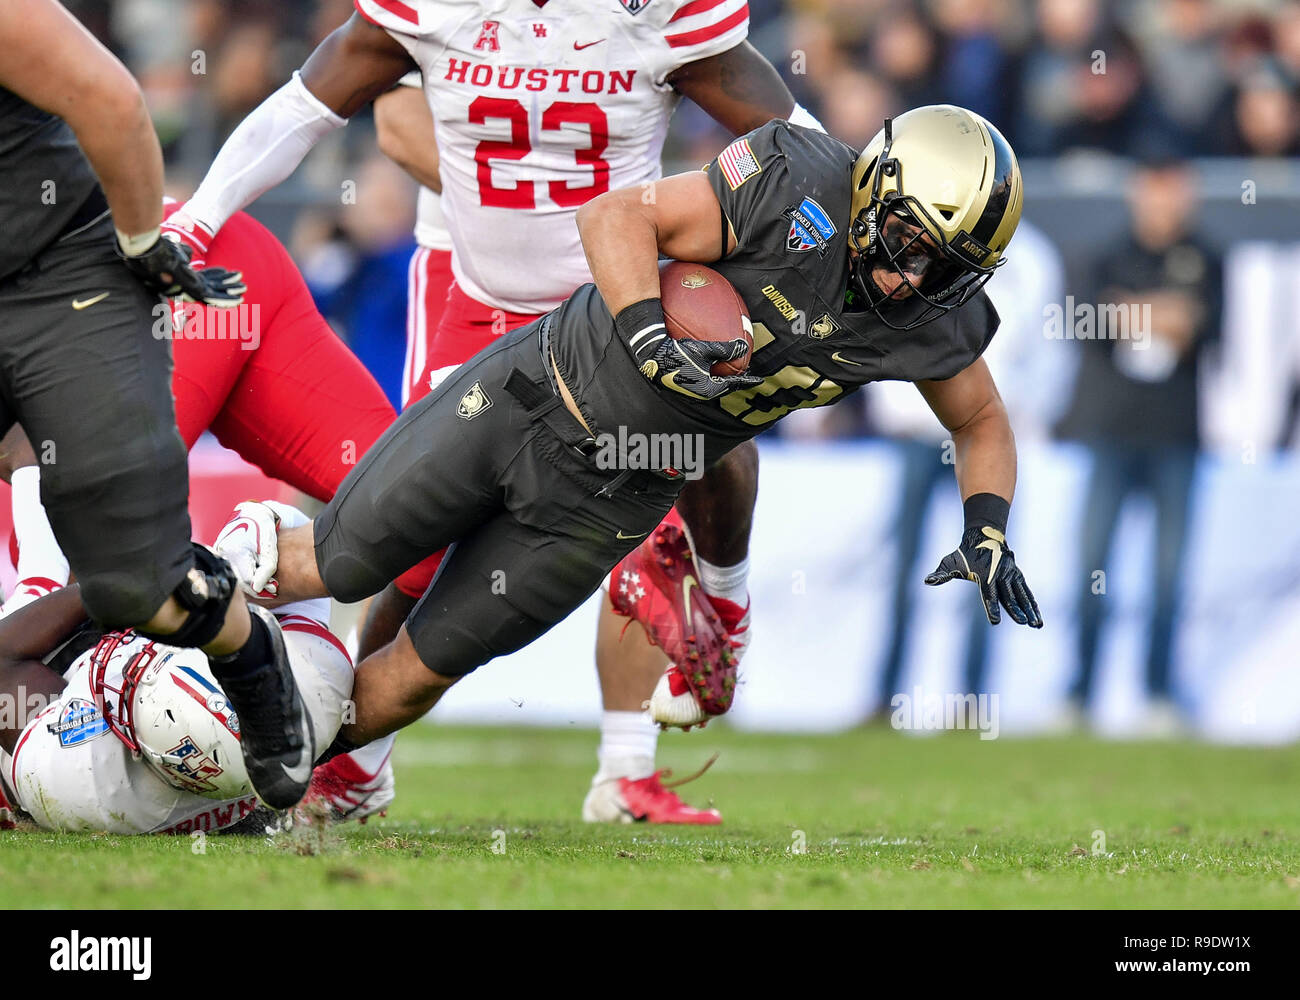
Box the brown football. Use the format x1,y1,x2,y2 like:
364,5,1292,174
658,260,753,376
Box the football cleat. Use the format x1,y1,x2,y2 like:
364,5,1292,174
649,665,708,729
0,577,63,618
608,517,737,716
214,605,315,810
582,761,722,825
302,751,395,823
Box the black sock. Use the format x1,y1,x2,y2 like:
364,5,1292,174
208,612,273,682
316,732,361,766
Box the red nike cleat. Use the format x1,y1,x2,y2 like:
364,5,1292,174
584,766,722,824
301,751,395,824
608,513,737,716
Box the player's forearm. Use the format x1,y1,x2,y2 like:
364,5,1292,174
0,0,163,238
183,72,346,236
0,585,88,663
670,41,795,136
577,192,663,315
952,405,1017,504
72,87,165,239
375,87,442,192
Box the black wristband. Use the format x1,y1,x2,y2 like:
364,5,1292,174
614,298,668,360
963,492,1010,533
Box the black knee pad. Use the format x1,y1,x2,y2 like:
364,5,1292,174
136,544,236,649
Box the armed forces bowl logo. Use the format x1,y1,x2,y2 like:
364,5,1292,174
47,699,109,748
618,0,654,14
457,381,493,420
784,197,837,256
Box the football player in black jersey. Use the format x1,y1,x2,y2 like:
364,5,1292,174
0,0,314,809
216,105,1043,758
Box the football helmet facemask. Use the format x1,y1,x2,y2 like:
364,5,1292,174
848,104,1023,330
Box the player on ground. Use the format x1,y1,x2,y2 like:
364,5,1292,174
171,0,823,824
0,0,316,810
214,106,1044,787
0,508,359,835
0,201,401,821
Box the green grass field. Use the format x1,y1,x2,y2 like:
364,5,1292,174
3,724,1299,909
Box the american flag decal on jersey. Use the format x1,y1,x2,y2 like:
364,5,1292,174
717,138,761,191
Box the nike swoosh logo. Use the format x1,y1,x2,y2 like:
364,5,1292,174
72,292,110,310
976,527,1006,583
574,39,605,49
280,754,311,785
616,529,649,540
682,574,700,639
831,351,862,366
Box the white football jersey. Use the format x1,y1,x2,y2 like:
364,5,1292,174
356,0,750,312
1,610,352,835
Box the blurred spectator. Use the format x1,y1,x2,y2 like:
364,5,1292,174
1134,0,1234,155
1054,157,1223,735
1015,0,1148,156
931,0,1022,124
820,68,898,148
297,156,418,408
1228,62,1300,157
869,4,942,109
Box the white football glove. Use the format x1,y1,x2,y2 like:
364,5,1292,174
214,501,281,598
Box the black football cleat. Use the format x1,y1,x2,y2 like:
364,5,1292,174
216,605,315,810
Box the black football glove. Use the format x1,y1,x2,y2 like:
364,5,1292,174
617,298,762,401
118,232,247,307
924,494,1043,628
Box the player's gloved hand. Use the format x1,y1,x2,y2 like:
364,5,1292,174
116,226,246,307
214,501,281,599
924,493,1043,628
617,299,762,401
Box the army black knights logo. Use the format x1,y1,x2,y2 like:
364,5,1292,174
456,381,493,420
808,313,841,340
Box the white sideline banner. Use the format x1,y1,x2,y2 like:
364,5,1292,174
425,441,1300,743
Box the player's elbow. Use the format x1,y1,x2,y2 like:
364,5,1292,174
89,63,150,131
576,188,634,237
375,119,412,171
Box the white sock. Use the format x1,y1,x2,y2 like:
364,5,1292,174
10,466,69,585
595,710,658,782
696,555,750,606
344,732,395,778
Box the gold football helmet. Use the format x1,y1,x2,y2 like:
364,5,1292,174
848,105,1023,330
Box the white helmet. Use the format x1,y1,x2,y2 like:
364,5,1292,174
90,632,252,801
